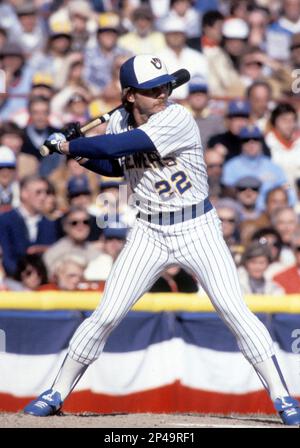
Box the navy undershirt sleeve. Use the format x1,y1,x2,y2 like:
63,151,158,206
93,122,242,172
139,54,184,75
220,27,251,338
69,129,156,160
82,159,124,176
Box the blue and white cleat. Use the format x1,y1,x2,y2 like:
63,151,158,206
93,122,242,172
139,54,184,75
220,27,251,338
24,389,62,417
274,396,300,426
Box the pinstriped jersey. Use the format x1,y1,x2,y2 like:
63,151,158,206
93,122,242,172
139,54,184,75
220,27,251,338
107,102,208,214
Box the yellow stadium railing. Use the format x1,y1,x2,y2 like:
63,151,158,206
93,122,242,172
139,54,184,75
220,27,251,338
0,291,300,313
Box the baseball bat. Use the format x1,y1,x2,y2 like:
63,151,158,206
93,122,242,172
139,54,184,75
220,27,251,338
40,68,191,157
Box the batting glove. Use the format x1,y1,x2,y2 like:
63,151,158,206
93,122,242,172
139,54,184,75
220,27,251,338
44,132,67,155
63,122,84,141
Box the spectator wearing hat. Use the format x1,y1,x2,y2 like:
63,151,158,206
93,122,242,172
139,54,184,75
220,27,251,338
119,5,166,55
84,12,130,94
237,241,284,295
186,75,225,148
234,176,262,221
43,206,99,278
31,72,55,100
11,72,58,129
272,228,300,293
49,156,100,213
67,175,92,209
223,17,249,69
21,96,63,177
67,0,94,53
29,19,73,90
0,42,34,122
157,16,208,100
0,175,59,276
158,0,201,45
208,100,264,161
265,103,300,192
55,175,101,243
85,219,128,281
201,12,246,97
14,1,46,55
0,146,19,213
0,122,38,180
222,124,291,211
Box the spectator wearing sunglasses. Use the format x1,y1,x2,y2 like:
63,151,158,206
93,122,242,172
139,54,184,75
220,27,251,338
222,125,291,211
234,176,261,221
272,229,300,293
43,206,99,277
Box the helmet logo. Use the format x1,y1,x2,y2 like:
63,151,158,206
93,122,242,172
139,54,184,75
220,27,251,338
150,58,162,69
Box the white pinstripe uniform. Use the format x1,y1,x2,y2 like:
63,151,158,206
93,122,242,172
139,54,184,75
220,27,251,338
68,102,275,368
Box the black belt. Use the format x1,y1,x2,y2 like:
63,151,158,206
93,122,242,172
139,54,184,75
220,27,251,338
137,197,213,225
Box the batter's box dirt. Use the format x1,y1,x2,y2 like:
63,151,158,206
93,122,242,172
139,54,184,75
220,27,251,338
0,412,292,428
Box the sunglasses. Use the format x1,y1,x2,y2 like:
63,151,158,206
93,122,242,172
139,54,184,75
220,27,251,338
237,186,259,192
68,219,90,227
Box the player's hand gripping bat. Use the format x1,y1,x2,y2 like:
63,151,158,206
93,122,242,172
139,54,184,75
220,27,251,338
39,69,191,157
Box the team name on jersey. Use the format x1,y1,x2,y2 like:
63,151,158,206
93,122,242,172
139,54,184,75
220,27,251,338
125,152,177,170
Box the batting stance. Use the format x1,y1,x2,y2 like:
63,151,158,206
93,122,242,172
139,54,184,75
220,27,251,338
24,55,300,425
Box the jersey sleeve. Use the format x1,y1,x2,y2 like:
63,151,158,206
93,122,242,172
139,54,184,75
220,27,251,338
139,104,196,158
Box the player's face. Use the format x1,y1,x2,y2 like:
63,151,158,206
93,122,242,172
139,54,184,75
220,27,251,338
128,84,169,117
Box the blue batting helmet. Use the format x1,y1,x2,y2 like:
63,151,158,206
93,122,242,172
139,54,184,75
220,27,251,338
120,54,176,90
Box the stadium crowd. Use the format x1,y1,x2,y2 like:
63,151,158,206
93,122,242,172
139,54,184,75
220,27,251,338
0,0,300,294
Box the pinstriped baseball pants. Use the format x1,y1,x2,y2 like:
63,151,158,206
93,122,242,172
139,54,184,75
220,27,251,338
69,208,274,365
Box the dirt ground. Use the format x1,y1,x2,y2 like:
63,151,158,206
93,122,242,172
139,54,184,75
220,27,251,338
0,412,291,428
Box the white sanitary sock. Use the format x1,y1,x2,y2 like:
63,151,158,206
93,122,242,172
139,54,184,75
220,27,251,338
52,355,87,401
254,356,289,401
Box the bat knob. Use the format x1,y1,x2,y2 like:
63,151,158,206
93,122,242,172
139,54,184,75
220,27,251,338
40,145,50,157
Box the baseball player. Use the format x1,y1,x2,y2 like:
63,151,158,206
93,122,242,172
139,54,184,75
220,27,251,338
24,55,300,425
